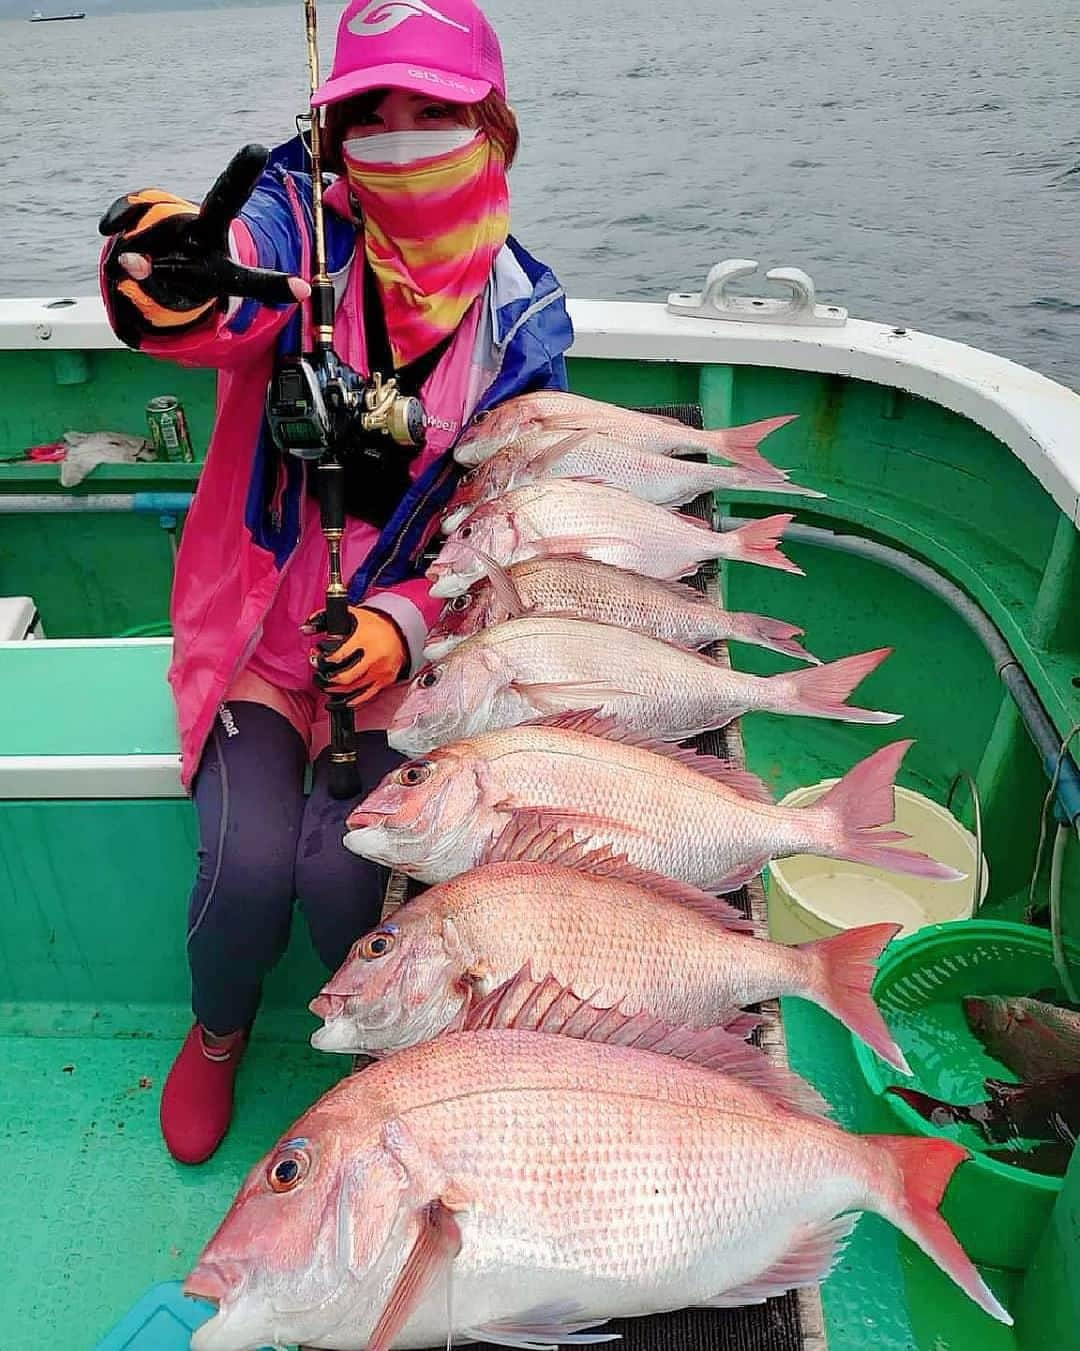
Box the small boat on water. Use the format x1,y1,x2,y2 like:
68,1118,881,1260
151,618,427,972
0,257,1077,1349
28,8,86,18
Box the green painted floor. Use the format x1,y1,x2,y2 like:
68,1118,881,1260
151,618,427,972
0,1029,345,1349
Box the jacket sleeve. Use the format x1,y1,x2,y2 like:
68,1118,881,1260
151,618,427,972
362,577,443,676
100,171,310,370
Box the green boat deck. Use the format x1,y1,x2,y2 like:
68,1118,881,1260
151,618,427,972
2,341,1078,1348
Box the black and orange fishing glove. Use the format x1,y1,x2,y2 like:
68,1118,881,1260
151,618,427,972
304,605,409,707
99,144,303,349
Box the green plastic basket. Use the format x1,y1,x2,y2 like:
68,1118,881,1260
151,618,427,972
853,919,1080,1270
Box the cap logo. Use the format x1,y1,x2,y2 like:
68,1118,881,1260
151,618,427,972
348,0,470,38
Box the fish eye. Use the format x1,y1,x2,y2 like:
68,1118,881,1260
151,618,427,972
416,667,441,689
472,411,490,425
267,1146,310,1193
396,760,434,787
360,927,397,960
449,594,472,612
459,525,474,540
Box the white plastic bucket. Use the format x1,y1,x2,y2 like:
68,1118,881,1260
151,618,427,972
767,782,988,945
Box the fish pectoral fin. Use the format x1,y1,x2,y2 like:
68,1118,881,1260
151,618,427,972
473,549,528,617
531,534,628,560
483,807,645,853
525,429,594,474
464,1299,620,1350
698,1214,859,1308
367,1196,463,1351
512,679,643,713
381,1120,471,1212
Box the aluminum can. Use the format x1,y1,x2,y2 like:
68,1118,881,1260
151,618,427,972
146,395,194,463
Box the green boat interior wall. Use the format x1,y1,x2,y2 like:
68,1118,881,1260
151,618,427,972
2,343,1077,1348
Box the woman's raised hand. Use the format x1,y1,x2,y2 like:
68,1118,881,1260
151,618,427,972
99,144,310,347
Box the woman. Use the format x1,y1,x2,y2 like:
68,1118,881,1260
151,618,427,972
98,0,572,1165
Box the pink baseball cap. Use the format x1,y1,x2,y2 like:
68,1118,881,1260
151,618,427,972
312,0,506,109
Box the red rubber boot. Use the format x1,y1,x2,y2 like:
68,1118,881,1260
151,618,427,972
160,1024,247,1164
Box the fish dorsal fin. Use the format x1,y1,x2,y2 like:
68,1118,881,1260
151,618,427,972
465,969,829,1119
474,548,527,617
521,710,774,803
486,815,757,933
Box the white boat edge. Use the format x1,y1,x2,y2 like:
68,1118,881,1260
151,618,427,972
2,289,1078,529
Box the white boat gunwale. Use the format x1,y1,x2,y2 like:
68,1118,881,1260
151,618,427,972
2,291,1078,528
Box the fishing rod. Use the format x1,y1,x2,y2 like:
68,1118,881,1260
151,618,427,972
266,0,426,799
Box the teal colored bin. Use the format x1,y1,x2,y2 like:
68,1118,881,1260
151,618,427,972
93,1281,217,1350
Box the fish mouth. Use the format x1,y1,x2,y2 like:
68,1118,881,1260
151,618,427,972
428,571,472,599
441,505,471,534
184,1260,244,1307
345,806,390,831
429,570,467,597
310,991,347,1020
422,636,456,661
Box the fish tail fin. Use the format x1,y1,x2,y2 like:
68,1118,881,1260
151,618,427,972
700,415,799,473
713,514,803,575
801,922,909,1072
811,740,965,881
872,1136,1012,1324
771,647,901,723
724,611,821,663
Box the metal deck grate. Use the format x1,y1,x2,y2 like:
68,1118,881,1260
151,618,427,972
375,403,822,1351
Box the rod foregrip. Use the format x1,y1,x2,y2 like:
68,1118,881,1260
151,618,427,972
310,280,335,351
324,590,352,640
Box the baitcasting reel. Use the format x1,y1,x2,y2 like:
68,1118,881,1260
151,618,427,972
267,353,425,462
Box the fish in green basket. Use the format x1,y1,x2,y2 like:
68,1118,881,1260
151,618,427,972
887,1073,1080,1158
963,995,1080,1082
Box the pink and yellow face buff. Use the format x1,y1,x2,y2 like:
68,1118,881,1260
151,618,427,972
342,129,510,369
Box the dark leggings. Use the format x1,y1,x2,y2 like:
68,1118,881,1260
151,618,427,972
186,700,404,1035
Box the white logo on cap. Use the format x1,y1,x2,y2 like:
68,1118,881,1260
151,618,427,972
348,0,469,37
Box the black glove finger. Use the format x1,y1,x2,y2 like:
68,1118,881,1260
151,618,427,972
210,257,303,307
146,256,223,309
316,645,367,681
197,144,270,249
99,194,151,238
316,635,346,659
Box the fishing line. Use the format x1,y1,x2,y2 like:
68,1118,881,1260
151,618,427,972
1027,721,1080,1002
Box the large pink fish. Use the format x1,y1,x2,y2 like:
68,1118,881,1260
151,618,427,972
184,979,1009,1351
422,554,817,665
427,480,800,598
388,618,897,754
453,389,797,474
344,712,961,893
441,429,822,532
311,821,909,1071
